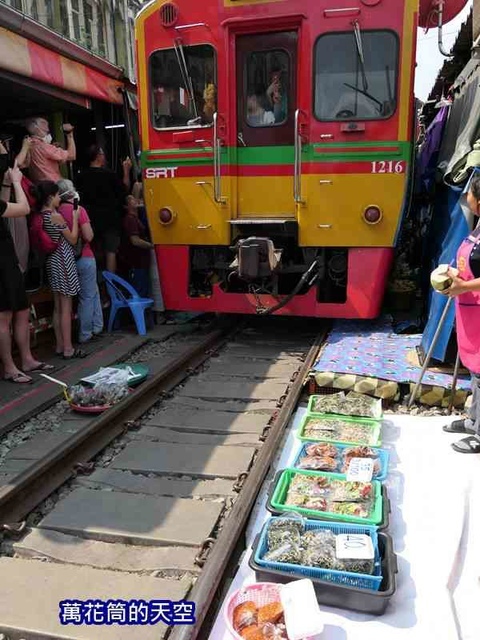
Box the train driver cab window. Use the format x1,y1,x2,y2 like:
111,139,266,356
245,50,289,127
150,44,216,129
314,31,398,121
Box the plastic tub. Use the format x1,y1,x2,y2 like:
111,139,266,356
267,469,390,529
293,441,390,482
254,517,382,590
307,394,383,420
298,413,382,447
249,532,397,615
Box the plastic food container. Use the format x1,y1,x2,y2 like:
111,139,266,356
267,469,389,528
224,582,314,640
307,393,383,420
298,413,382,447
292,441,390,482
253,517,382,591
249,532,397,615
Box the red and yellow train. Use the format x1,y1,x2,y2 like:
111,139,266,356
135,0,467,317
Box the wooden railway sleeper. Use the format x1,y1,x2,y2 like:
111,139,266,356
233,472,248,493
1,521,26,537
194,537,216,568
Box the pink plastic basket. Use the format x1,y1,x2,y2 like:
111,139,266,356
224,583,283,640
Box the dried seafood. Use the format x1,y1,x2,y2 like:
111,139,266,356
297,443,383,477
310,391,382,419
263,519,375,575
303,417,376,445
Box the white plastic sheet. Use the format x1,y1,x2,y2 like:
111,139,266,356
209,411,480,640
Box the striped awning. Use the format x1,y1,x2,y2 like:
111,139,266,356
0,26,124,105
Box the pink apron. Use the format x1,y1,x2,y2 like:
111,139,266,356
455,233,480,373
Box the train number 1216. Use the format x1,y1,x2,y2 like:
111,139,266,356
371,160,405,174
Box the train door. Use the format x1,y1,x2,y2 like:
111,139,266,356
235,32,297,219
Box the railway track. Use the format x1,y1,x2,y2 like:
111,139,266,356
0,318,326,640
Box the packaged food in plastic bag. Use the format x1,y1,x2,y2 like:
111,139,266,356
304,443,338,458
267,513,305,549
264,541,303,564
329,480,373,503
342,446,381,476
297,455,337,471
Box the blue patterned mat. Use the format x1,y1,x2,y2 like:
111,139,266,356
312,318,471,391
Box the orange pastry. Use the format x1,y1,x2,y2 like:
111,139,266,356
257,602,284,626
233,601,257,632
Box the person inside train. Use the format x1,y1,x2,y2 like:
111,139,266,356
266,68,287,123
246,91,275,127
24,117,76,183
442,174,480,454
58,178,104,345
0,165,54,383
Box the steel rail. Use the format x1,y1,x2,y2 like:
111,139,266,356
0,325,237,525
169,329,326,640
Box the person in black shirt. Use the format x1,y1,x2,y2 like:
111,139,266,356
75,145,131,273
0,166,53,383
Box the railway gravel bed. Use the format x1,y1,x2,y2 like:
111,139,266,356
0,320,322,640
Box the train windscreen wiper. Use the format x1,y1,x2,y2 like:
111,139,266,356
343,83,384,111
173,38,199,119
352,20,368,94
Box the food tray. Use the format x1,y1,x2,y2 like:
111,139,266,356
267,469,388,528
293,441,390,482
307,393,383,420
253,517,382,591
298,413,382,447
249,532,397,615
80,363,149,388
223,582,315,640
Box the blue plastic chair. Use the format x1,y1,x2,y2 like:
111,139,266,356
102,271,154,336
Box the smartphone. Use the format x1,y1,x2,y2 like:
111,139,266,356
73,197,79,211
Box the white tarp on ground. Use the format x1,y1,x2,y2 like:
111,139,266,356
208,410,480,640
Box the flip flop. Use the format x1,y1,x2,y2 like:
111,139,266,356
443,419,475,434
451,435,480,454
63,349,87,360
24,362,55,373
4,372,33,384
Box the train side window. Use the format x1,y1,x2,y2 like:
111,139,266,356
314,31,398,121
149,44,216,129
245,50,289,127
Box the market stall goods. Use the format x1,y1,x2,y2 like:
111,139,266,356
296,443,383,477
232,600,289,639
268,469,385,526
308,392,383,420
299,415,382,447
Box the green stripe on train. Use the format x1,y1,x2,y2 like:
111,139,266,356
141,141,411,168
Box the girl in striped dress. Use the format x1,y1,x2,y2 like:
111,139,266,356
34,181,85,359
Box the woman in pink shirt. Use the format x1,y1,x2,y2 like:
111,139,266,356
58,179,104,344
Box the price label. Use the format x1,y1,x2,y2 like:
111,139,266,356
346,457,374,482
336,534,374,560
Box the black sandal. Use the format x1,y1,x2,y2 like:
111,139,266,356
451,435,480,454
443,419,475,434
62,349,87,360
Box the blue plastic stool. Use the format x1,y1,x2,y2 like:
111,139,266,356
102,271,154,336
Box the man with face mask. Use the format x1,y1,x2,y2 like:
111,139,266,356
24,117,76,183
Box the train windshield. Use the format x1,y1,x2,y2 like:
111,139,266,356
314,31,398,121
150,44,216,129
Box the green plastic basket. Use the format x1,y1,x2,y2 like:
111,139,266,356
268,468,384,526
307,394,383,421
298,413,382,447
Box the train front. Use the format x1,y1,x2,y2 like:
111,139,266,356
135,0,416,317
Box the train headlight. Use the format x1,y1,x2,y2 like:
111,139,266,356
363,205,383,225
159,207,175,225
